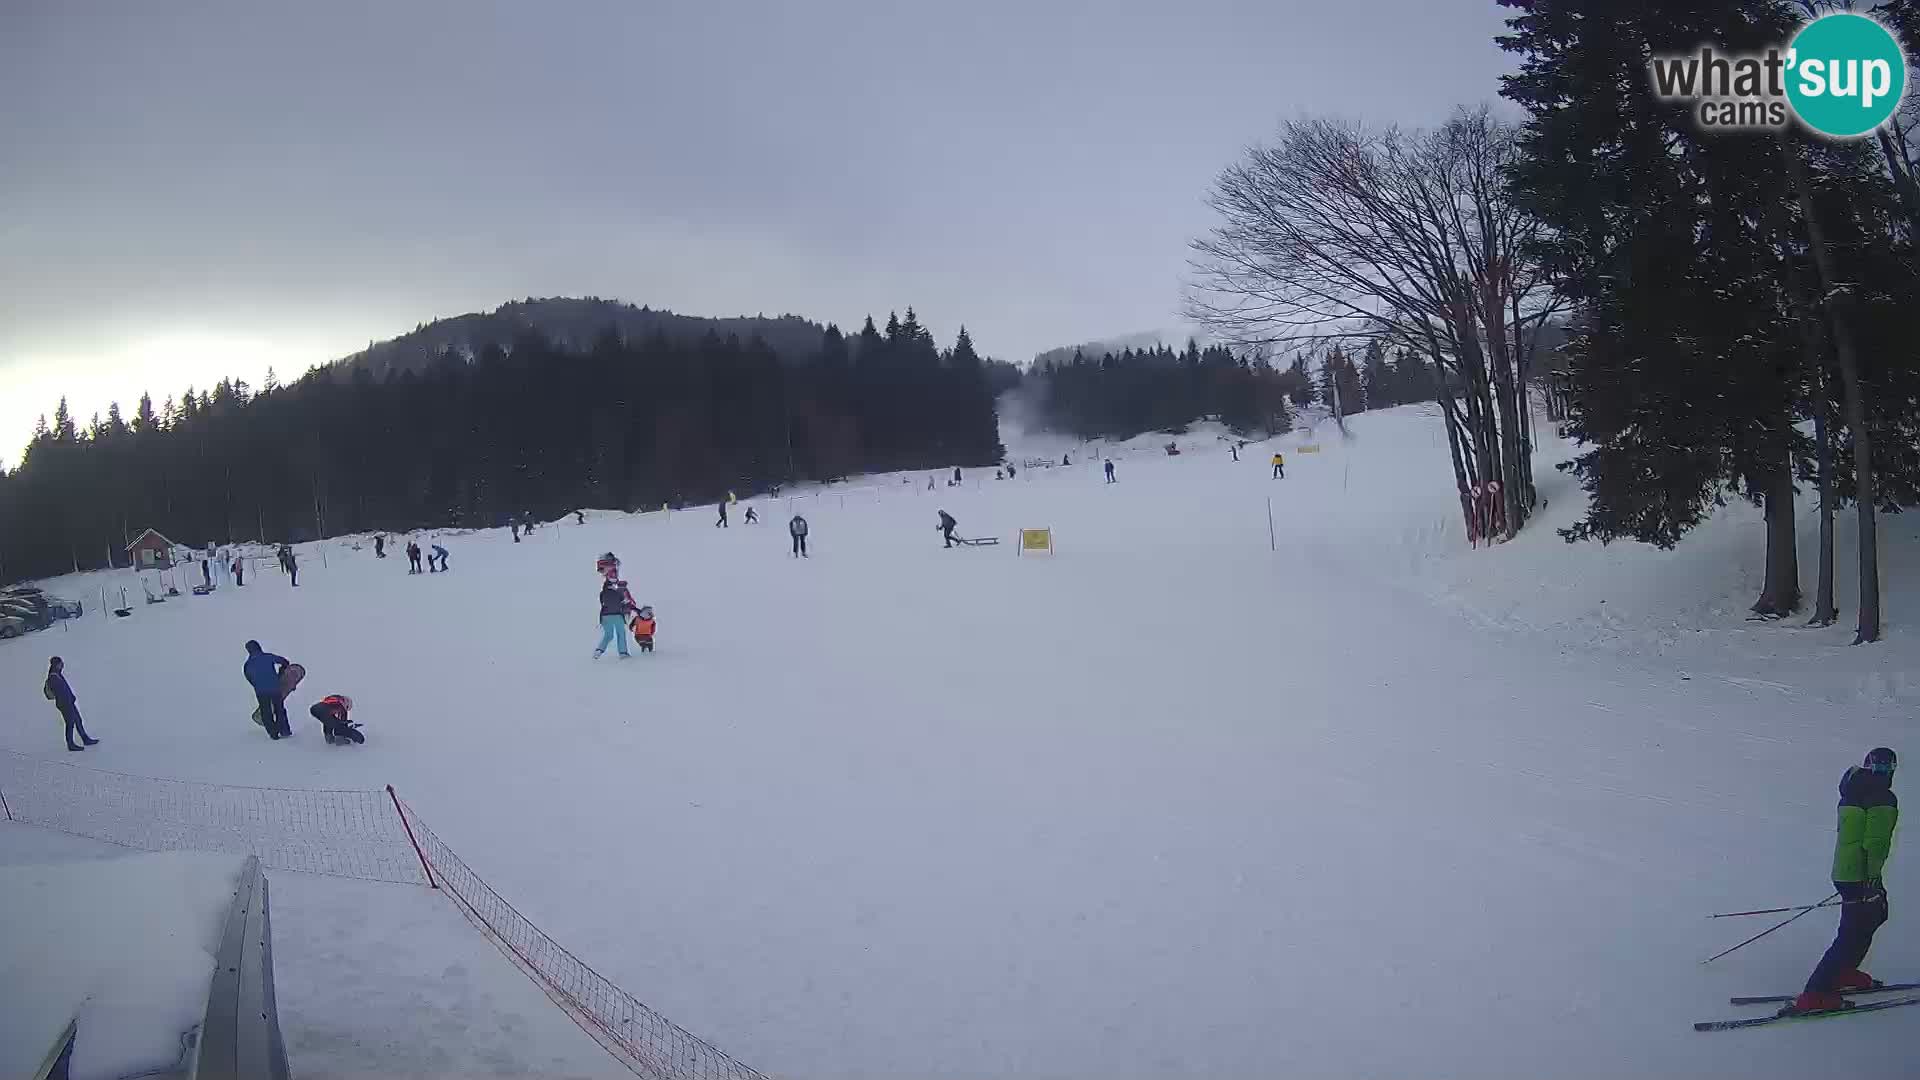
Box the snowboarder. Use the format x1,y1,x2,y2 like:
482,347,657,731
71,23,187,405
595,576,637,658
630,605,657,653
1271,452,1285,479
1063,453,1071,466
995,469,1005,480
430,544,449,572
575,509,586,525
232,555,245,586
1104,460,1116,484
309,694,364,744
406,541,423,574
937,510,959,548
243,640,293,739
744,507,759,525
789,513,809,557
44,657,99,752
716,500,729,528
1790,748,1899,1015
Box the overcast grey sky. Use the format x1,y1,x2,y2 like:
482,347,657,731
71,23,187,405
0,0,1514,466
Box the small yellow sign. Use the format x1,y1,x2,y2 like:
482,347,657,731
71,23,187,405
1296,444,1322,454
1020,528,1054,555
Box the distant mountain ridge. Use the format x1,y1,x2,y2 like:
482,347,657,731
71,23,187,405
337,297,831,380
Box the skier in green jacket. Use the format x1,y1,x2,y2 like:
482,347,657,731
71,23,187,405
1792,748,1899,1014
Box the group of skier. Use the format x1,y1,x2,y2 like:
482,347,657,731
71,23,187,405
403,539,449,573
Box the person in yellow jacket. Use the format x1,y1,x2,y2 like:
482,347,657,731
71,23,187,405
1271,452,1286,479
1791,748,1899,1014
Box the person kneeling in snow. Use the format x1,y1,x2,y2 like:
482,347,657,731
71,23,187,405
309,694,364,744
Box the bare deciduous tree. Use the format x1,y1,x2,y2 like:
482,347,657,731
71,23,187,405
1186,106,1562,542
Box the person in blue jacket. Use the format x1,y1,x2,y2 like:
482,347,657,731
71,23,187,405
244,639,293,739
45,657,99,751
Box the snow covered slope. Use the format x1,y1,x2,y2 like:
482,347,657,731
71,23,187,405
1,404,1914,1079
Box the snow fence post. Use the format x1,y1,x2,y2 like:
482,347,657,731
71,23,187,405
387,785,438,889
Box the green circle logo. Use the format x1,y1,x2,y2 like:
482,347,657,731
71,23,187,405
1786,14,1907,138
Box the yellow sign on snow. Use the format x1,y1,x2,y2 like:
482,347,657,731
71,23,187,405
1019,528,1055,555
1296,445,1322,454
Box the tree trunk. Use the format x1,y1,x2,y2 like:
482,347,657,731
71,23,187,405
1783,138,1879,643
1876,128,1920,240
1751,439,1800,617
1811,377,1838,626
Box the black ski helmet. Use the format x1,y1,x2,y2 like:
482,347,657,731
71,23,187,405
1865,747,1898,775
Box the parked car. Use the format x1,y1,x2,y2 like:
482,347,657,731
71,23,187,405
2,585,77,621
0,594,52,632
0,609,29,638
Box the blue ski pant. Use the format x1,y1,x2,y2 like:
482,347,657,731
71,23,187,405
596,613,630,656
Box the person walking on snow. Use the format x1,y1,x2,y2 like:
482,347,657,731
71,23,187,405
244,640,293,739
595,576,638,658
232,554,245,586
283,546,300,586
953,466,963,486
789,513,810,557
1790,748,1900,1014
406,541,422,574
744,506,759,525
1104,459,1116,484
44,657,99,751
1271,452,1286,479
201,558,213,590
716,500,729,528
374,534,386,558
937,510,959,548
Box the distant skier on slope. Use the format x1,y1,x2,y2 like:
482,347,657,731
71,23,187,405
1272,452,1286,479
744,506,759,525
937,510,958,548
1790,748,1899,1015
716,500,729,528
1104,460,1116,484
430,543,449,572
789,513,809,557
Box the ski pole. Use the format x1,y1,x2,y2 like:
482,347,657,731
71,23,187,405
1701,890,1838,964
1709,898,1849,919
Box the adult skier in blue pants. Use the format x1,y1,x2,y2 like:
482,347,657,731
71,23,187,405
595,577,636,658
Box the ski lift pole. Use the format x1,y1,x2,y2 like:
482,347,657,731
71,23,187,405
1701,890,1838,964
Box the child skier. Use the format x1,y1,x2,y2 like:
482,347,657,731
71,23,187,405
309,694,365,744
630,605,657,653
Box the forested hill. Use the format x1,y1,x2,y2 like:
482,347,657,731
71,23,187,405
340,297,830,380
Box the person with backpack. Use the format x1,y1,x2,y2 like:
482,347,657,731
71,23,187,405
937,510,959,548
44,657,99,751
244,640,293,739
1789,748,1900,1015
595,575,638,658
789,513,810,557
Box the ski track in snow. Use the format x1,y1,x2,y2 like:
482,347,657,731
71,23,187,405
1,406,1914,1079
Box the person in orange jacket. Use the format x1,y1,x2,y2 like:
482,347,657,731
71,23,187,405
309,694,364,744
629,605,657,653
